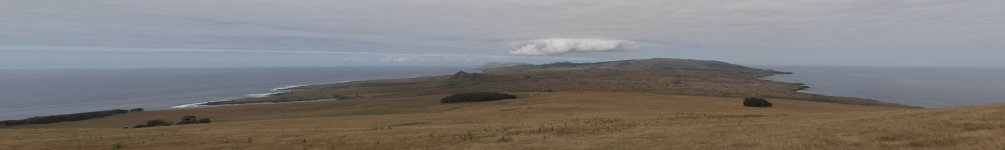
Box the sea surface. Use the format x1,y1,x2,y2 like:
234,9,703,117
0,67,468,120
761,66,1005,108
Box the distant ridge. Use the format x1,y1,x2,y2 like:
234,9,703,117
484,58,784,74
483,62,532,68
220,58,911,108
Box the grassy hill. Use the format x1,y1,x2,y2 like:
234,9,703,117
3,92,1004,149
220,58,908,107
6,58,1001,149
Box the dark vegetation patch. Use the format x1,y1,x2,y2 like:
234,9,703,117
177,115,212,125
132,115,212,128
440,92,517,103
391,122,429,127
743,97,773,107
499,107,536,111
0,108,142,127
133,119,172,128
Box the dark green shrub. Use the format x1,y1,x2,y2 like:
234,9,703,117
0,109,130,127
132,115,212,128
743,97,773,107
146,119,171,126
440,92,517,103
178,115,198,125
112,143,125,150
176,115,212,125
133,119,172,128
1,120,23,127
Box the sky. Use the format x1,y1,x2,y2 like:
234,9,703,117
1,0,1004,68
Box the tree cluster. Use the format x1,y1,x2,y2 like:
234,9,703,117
0,109,138,127
133,115,212,128
440,92,517,103
743,97,773,107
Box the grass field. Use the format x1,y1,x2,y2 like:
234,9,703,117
3,91,1003,149
3,59,998,149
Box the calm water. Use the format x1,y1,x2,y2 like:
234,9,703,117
761,66,1005,108
0,67,467,120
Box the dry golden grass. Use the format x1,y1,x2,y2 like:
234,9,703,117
3,91,1003,149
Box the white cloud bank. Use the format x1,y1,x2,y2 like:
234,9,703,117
509,38,630,56
4,0,1005,67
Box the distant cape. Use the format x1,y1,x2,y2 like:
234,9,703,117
483,62,532,68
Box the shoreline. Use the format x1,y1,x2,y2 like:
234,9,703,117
168,80,359,109
760,71,921,108
180,69,905,109
173,74,456,107
760,71,813,93
168,84,308,109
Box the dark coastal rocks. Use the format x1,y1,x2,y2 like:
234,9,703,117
797,85,811,91
743,98,773,107
130,108,145,112
771,70,794,74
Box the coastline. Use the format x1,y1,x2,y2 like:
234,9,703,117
174,73,467,107
168,84,308,109
168,80,358,109
181,67,913,109
759,70,813,93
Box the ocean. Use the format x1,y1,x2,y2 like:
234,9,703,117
761,66,1005,108
0,67,468,120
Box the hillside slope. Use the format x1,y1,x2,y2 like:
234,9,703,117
10,58,987,149
2,92,1002,149
223,58,908,107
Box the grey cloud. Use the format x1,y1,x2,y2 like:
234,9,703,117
1,0,1004,67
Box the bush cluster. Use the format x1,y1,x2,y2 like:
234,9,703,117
743,97,773,107
133,115,211,128
0,109,137,127
133,119,172,128
177,115,211,125
440,92,517,103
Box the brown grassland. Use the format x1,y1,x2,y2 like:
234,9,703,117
2,58,1004,149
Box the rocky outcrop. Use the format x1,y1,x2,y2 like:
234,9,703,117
450,71,489,81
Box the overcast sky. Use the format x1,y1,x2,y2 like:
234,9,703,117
2,0,1004,68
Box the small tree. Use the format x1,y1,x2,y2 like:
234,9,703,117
743,97,773,107
147,119,170,126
